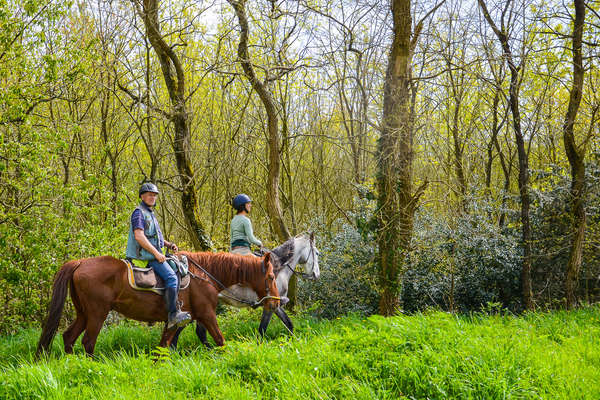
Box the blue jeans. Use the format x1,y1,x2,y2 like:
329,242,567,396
148,259,178,289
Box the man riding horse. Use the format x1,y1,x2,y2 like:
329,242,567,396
126,182,191,329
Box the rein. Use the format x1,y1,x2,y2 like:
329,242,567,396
186,256,280,308
283,262,315,279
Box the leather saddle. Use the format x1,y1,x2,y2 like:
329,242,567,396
123,256,190,296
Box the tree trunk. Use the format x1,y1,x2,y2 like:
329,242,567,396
563,0,586,309
137,0,211,250
376,0,428,316
514,89,534,311
485,90,501,192
228,0,291,244
280,92,299,310
478,0,533,310
451,98,467,210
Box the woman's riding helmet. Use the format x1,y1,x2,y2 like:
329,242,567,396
232,194,252,211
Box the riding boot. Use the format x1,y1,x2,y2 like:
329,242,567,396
164,287,191,330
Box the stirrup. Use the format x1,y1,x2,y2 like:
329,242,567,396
168,311,191,330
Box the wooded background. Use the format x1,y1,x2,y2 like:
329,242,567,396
1,0,599,333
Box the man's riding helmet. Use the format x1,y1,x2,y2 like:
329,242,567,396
232,194,252,211
139,182,160,197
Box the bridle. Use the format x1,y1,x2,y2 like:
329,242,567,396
187,256,280,308
281,236,318,280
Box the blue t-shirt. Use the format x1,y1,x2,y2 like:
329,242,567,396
131,205,164,252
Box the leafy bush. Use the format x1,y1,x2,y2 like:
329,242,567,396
403,205,522,313
298,220,379,319
529,159,600,306
0,125,130,333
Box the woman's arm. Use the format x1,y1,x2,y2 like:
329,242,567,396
243,217,262,247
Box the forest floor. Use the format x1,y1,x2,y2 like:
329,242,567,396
1,306,599,399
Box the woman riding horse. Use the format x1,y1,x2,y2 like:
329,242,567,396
230,194,262,256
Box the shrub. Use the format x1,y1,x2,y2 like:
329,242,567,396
298,221,379,319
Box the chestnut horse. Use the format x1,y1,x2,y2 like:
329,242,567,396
36,252,279,357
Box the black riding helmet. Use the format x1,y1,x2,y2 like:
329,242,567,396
139,182,160,197
232,193,251,211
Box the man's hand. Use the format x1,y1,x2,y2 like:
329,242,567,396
169,243,179,253
155,252,166,263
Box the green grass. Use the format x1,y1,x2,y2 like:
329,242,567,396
1,306,600,399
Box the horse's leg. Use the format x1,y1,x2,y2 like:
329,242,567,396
159,324,179,349
159,324,170,348
274,307,294,334
63,315,86,354
198,313,224,347
258,309,274,337
64,276,86,354
168,326,184,349
168,323,205,349
195,322,211,348
81,308,109,357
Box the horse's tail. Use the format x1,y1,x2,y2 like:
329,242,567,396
36,260,81,358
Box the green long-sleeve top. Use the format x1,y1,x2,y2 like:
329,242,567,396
230,214,262,248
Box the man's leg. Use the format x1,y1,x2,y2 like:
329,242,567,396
149,259,191,329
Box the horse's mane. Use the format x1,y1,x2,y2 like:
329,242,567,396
182,251,267,286
271,238,295,271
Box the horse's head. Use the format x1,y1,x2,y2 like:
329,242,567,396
256,252,280,311
297,232,320,280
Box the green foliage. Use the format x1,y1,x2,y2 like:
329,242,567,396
1,307,600,399
298,217,379,319
0,120,128,332
403,201,522,313
528,159,600,305
0,0,599,334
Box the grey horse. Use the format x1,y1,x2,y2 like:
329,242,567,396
170,233,320,348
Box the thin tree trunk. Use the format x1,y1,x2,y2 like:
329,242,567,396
227,0,291,243
485,91,501,192
451,98,467,209
563,0,586,309
137,0,211,250
478,0,533,310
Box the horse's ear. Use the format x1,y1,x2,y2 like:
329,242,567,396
310,231,315,242
261,252,271,274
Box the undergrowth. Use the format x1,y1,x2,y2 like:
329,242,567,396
1,306,599,399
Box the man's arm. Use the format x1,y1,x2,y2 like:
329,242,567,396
134,229,166,263
164,240,178,252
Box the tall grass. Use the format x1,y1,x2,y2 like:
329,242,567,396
1,306,599,399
